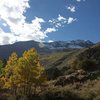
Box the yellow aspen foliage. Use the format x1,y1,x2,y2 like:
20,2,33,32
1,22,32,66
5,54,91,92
16,48,46,86
4,52,18,90
3,48,46,96
5,52,18,78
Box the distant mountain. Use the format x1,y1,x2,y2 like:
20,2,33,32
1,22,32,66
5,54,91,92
0,40,94,59
0,41,50,59
44,40,94,49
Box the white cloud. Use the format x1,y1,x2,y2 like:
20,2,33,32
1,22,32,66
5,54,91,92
44,28,56,34
48,40,54,43
57,14,66,21
0,0,78,45
55,23,62,28
76,0,81,2
67,6,76,12
0,28,16,45
76,0,86,2
49,15,67,28
49,15,76,28
38,42,45,48
67,17,77,24
2,23,7,27
0,0,57,45
49,15,67,24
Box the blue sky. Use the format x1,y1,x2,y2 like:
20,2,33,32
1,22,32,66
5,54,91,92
0,0,100,45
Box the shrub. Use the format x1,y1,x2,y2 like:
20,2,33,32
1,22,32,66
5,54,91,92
77,59,97,71
72,59,97,71
46,68,62,80
40,88,82,100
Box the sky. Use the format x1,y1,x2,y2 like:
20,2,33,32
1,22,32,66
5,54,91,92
0,0,100,45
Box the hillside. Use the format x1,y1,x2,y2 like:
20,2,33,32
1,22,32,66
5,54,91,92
76,42,100,61
41,42,100,69
39,43,100,100
40,48,80,69
40,43,100,80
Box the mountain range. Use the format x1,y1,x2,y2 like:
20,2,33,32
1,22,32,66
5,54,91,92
0,39,94,59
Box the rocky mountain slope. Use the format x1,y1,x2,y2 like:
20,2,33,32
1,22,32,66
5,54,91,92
40,42,100,79
44,40,93,49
